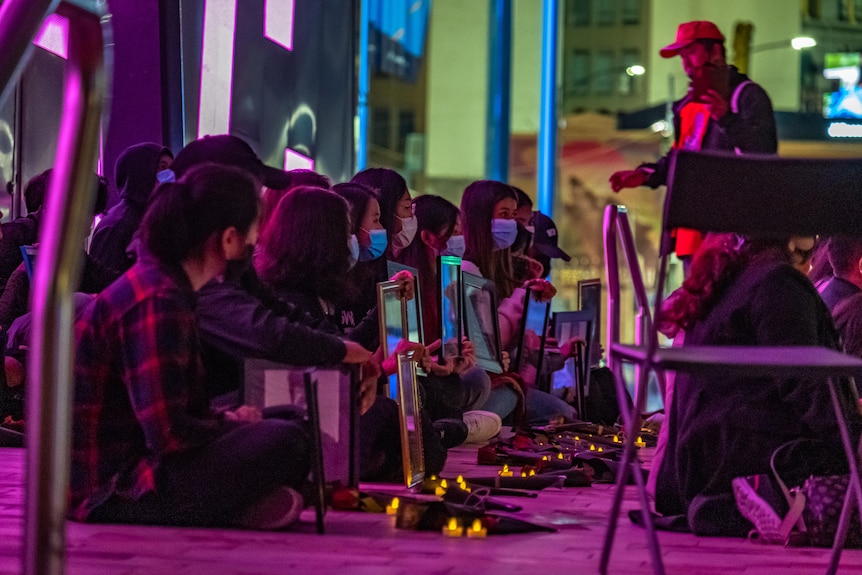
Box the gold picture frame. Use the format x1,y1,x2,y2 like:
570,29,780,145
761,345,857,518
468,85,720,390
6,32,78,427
396,351,425,489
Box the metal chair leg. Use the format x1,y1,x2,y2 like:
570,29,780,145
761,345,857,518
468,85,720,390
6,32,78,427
826,376,862,575
600,357,665,575
304,373,326,535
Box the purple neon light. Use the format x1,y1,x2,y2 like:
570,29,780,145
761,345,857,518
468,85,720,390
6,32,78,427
284,148,314,171
33,13,69,60
264,0,296,51
198,0,238,138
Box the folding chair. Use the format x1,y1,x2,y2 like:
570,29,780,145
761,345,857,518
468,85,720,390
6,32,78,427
600,150,862,575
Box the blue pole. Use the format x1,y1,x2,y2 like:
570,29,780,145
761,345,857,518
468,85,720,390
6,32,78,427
357,0,370,171
486,0,511,182
537,0,557,217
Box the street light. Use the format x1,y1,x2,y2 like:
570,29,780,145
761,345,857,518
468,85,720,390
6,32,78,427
626,65,646,77
791,36,817,50
750,36,817,53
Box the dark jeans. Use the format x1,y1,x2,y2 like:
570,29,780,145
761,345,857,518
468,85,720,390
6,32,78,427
359,395,446,482
89,418,310,527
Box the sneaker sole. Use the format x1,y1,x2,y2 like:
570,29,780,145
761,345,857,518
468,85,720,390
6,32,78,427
731,477,784,543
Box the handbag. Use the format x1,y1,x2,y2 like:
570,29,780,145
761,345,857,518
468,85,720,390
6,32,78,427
733,439,862,548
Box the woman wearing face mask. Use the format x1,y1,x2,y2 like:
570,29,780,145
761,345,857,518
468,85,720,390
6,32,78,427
71,164,311,530
396,195,497,441
256,186,448,480
460,180,579,425
351,167,418,258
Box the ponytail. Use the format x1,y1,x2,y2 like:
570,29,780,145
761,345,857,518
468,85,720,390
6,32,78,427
142,163,259,268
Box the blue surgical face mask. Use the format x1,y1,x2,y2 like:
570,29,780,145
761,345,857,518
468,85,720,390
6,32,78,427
347,234,360,269
441,234,465,257
156,169,176,184
491,218,518,250
359,228,388,261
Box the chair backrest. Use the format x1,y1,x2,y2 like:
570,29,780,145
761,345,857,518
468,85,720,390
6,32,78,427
665,150,862,242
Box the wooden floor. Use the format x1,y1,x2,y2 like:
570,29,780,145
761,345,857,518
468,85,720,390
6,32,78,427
2,444,862,575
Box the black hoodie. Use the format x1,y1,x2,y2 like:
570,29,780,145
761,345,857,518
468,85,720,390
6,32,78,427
89,143,171,277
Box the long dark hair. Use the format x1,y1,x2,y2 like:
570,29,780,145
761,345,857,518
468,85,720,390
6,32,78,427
660,233,796,332
350,167,407,249
259,170,331,237
331,182,379,234
142,163,259,269
397,194,459,342
255,186,355,303
461,179,518,299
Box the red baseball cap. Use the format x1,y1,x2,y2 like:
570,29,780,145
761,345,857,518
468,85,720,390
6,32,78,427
660,21,725,58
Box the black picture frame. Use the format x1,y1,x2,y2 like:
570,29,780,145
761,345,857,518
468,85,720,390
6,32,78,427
578,278,602,367
513,288,551,379
242,361,360,497
551,310,595,420
461,271,504,374
437,255,463,362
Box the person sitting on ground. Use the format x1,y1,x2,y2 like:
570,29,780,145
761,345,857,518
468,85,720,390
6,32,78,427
89,143,173,277
654,233,861,537
459,179,580,425
70,164,311,530
255,186,447,481
164,135,370,401
817,236,862,313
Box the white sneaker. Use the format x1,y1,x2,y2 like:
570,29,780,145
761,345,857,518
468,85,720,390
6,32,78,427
235,486,304,530
463,410,502,444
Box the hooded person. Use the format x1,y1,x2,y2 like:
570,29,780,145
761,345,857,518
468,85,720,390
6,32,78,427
89,143,173,277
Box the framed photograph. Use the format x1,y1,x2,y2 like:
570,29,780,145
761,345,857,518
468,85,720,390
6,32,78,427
577,278,602,367
461,271,504,374
396,352,425,489
378,279,411,398
513,289,551,379
244,359,359,487
551,310,595,420
437,255,463,361
386,260,425,347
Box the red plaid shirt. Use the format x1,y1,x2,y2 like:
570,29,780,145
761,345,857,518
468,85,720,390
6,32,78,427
69,258,221,520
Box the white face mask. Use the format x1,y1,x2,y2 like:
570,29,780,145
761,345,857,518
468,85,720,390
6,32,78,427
392,214,418,249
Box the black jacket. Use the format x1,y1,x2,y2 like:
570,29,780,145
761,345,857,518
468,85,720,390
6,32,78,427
641,66,777,189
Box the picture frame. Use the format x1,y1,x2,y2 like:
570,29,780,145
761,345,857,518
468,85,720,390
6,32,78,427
396,351,425,489
378,278,421,397
386,260,425,347
437,255,463,362
513,288,551,379
461,271,504,374
243,360,360,531
551,310,595,420
577,278,602,367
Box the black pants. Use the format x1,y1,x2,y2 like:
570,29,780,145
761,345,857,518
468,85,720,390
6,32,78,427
89,418,310,527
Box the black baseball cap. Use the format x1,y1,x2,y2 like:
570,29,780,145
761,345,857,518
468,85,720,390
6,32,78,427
170,134,291,190
532,212,571,261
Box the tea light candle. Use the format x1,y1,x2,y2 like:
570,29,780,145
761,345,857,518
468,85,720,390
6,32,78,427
499,464,513,477
613,435,621,443
443,517,463,537
386,497,400,516
589,444,596,451
435,478,449,497
466,518,487,538
557,452,564,460
635,436,646,448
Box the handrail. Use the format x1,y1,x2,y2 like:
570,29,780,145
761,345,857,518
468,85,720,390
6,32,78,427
15,2,110,574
